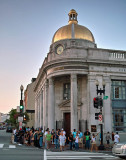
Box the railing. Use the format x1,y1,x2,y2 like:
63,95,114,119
109,52,125,59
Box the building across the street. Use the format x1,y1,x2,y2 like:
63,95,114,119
0,113,10,125
34,9,126,136
24,78,36,128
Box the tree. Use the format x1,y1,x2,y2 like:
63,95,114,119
7,108,30,128
7,108,18,127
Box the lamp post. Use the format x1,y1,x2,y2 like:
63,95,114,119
95,80,106,150
19,85,24,130
20,85,24,106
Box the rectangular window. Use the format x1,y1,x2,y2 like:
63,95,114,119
63,83,70,100
115,87,120,98
113,110,126,132
112,80,126,99
122,87,126,99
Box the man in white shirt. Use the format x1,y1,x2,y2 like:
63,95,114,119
114,132,120,144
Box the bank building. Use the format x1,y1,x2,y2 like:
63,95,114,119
34,9,126,135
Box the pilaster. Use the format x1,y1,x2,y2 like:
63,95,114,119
43,80,48,131
48,77,55,131
71,74,78,131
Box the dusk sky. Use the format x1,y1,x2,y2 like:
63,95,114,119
0,0,126,114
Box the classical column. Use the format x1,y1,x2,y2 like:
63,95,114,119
71,74,78,131
87,75,96,131
103,76,112,133
40,89,43,128
35,98,37,129
43,80,48,131
48,78,55,131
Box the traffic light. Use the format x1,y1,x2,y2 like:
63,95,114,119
99,98,103,107
20,105,24,114
93,97,103,108
23,115,26,121
95,112,100,120
93,97,99,108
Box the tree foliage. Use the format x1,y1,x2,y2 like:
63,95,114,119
9,108,18,127
6,108,30,128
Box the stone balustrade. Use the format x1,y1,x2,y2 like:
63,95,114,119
109,52,125,59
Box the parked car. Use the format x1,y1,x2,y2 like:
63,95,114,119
3,126,6,129
6,126,13,133
0,126,4,130
112,142,126,158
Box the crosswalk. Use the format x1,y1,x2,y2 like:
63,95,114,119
0,143,40,150
0,144,16,149
44,150,118,160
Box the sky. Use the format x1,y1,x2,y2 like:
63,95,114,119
0,0,126,114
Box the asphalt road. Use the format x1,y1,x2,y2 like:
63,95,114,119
0,129,124,160
0,129,43,160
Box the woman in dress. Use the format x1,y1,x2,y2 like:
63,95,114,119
91,133,98,152
59,132,66,151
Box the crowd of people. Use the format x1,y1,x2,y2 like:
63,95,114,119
12,127,120,152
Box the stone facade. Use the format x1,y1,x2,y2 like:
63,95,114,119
24,79,36,128
34,10,126,135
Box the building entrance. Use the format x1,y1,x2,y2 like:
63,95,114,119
64,112,71,138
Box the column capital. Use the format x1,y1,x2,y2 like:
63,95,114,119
49,77,54,85
71,74,77,82
87,75,96,82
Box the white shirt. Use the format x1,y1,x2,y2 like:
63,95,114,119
92,137,96,142
114,134,120,143
13,129,16,135
59,135,66,142
75,136,79,143
44,131,48,136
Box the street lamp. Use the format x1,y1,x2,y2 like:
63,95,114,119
95,80,106,150
19,85,24,130
20,85,24,106
95,80,105,96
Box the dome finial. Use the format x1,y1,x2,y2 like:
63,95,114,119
68,9,78,24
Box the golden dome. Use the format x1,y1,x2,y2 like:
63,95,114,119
52,10,95,43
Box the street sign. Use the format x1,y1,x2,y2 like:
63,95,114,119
19,122,22,130
103,96,108,100
17,106,20,113
99,115,102,121
18,116,23,122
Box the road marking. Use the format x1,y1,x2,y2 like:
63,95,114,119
47,158,91,159
2,148,9,151
47,151,104,155
45,151,118,160
44,149,47,160
0,144,4,148
9,145,16,148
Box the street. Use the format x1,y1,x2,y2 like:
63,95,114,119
0,130,43,160
0,130,124,160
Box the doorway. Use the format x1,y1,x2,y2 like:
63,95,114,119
64,112,71,138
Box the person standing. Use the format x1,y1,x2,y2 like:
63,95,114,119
59,132,66,151
91,133,98,152
54,130,59,149
46,130,52,150
105,132,111,148
84,129,91,150
39,129,43,148
68,132,73,150
112,132,115,142
51,129,55,144
78,131,83,148
72,129,76,148
75,132,79,151
114,132,120,144
44,128,49,149
34,130,38,147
